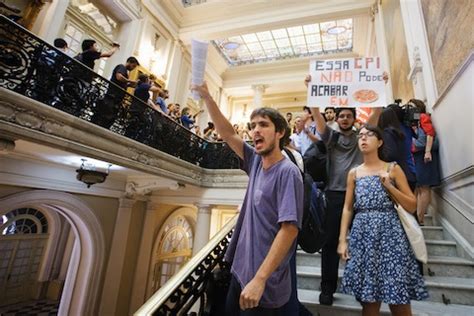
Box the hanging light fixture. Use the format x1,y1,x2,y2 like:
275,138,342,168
222,41,240,50
327,25,347,35
76,159,111,188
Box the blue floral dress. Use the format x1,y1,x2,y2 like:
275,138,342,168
340,175,429,304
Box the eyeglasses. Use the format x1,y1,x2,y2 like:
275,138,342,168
357,131,377,139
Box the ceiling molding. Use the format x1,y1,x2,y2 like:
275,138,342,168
142,0,181,38
177,2,372,43
97,0,143,22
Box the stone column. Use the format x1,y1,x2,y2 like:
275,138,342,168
99,197,136,316
192,204,212,255
252,84,267,107
129,201,159,313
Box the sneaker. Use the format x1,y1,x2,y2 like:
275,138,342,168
319,292,334,305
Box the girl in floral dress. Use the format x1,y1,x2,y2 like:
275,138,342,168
337,125,428,316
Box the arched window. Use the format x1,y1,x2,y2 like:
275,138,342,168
1,208,48,235
151,214,194,293
0,208,49,304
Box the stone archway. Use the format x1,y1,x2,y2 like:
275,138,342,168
0,190,105,316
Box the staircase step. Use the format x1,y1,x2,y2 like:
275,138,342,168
423,214,434,226
297,251,474,278
298,289,474,316
424,256,474,278
424,276,474,305
426,240,458,257
296,266,474,305
421,226,445,240
297,250,322,267
297,266,342,292
297,251,347,268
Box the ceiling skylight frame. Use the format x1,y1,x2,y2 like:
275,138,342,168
212,18,353,66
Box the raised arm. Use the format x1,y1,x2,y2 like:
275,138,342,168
367,72,389,126
192,82,244,159
304,75,327,135
149,85,163,93
100,45,119,58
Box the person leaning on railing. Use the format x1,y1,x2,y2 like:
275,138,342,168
192,82,303,315
91,56,140,129
125,73,163,143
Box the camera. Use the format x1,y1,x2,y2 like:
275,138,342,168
401,100,422,126
390,99,421,126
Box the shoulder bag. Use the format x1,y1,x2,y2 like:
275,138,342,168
387,163,428,263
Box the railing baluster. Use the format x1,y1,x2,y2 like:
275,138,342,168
135,216,236,316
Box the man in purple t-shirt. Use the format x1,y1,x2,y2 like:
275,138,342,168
192,83,303,314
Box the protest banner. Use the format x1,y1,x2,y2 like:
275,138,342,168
307,57,387,108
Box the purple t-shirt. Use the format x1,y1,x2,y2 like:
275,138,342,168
225,142,303,308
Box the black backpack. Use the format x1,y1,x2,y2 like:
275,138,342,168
283,148,327,253
303,140,328,183
303,132,340,183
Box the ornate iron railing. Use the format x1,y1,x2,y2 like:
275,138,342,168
0,15,240,170
135,215,236,316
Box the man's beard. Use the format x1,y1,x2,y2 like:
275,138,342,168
339,124,353,132
258,142,276,156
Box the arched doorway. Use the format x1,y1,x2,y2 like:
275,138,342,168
0,190,105,315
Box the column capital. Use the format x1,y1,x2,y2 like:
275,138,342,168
0,138,15,155
125,177,183,198
195,203,212,214
251,84,268,107
251,84,268,94
118,197,136,209
145,201,161,211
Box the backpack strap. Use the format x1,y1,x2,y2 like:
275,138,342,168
283,148,298,166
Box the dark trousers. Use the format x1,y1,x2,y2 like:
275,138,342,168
321,190,346,294
225,275,284,316
281,250,312,315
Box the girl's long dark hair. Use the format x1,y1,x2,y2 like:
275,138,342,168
378,108,405,140
360,124,385,160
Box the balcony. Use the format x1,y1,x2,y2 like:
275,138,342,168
0,15,245,188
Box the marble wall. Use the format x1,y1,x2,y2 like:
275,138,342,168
382,0,414,103
421,0,473,95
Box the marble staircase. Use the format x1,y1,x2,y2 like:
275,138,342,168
296,213,474,315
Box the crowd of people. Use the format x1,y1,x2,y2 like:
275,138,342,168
191,71,441,315
53,36,442,315
50,37,205,137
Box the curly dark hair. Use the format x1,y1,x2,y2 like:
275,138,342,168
250,107,288,149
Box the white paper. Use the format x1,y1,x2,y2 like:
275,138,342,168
191,39,209,100
307,57,387,108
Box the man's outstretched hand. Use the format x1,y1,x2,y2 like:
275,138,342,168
304,75,311,88
190,81,212,100
383,71,389,84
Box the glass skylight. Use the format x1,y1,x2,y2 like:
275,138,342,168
213,18,353,66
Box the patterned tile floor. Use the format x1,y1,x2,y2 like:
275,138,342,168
0,300,59,316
